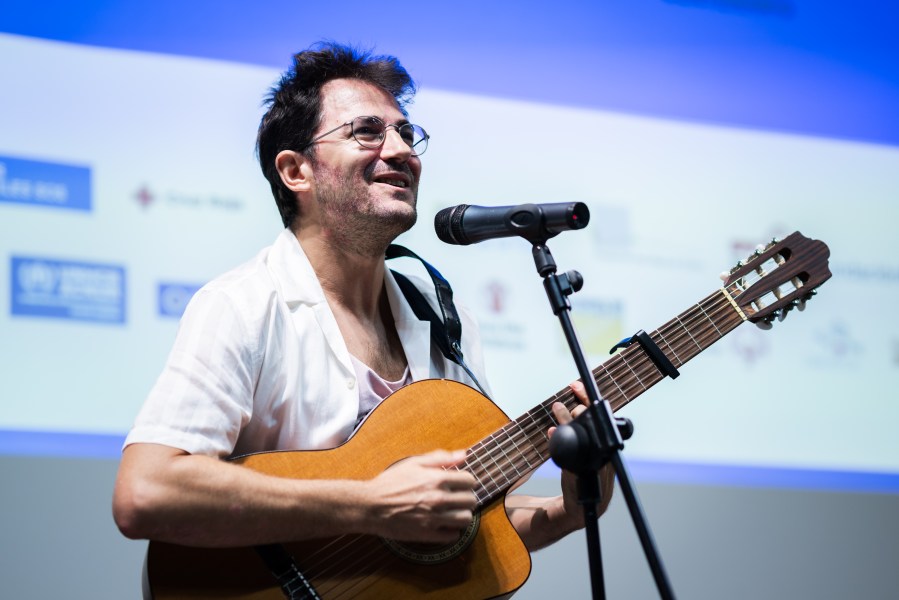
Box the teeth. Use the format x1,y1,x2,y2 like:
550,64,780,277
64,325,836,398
379,179,407,188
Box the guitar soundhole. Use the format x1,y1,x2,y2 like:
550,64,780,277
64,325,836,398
380,511,481,565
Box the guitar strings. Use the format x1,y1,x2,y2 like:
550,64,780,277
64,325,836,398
310,537,403,599
291,526,431,599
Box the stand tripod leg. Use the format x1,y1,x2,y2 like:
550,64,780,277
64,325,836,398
579,471,606,600
610,453,676,600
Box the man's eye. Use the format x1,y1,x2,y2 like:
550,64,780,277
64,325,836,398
354,125,382,138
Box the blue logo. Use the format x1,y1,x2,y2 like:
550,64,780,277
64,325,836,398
0,155,91,211
157,282,203,318
11,256,126,324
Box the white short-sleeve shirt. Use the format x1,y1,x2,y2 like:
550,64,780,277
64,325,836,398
124,229,490,458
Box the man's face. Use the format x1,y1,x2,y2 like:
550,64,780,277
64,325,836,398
306,78,422,253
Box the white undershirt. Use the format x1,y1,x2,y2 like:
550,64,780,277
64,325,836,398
351,355,412,428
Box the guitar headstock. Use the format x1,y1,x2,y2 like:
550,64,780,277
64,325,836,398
722,232,831,328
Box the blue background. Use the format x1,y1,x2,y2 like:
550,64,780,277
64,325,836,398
2,0,897,146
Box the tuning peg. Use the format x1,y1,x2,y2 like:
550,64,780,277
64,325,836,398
719,271,730,282
778,300,800,321
755,311,778,329
755,318,774,330
797,289,817,311
728,261,748,278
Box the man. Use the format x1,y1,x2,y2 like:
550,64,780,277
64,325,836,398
113,42,612,585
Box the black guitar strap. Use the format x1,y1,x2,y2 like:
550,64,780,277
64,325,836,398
386,243,490,399
254,544,321,599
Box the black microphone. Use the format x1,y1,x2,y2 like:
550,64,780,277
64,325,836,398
434,202,590,245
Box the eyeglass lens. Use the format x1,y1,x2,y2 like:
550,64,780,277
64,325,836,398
351,116,428,156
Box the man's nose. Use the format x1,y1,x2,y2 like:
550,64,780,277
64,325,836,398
380,127,413,161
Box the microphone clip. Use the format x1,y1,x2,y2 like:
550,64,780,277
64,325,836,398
507,202,591,245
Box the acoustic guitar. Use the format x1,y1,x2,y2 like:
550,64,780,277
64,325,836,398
145,231,831,599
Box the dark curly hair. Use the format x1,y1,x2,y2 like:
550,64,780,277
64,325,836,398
256,42,417,228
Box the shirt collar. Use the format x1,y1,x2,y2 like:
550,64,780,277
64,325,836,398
267,228,432,380
266,228,327,306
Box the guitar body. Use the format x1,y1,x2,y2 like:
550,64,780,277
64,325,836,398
146,379,532,600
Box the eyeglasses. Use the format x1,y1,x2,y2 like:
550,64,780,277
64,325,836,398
302,115,429,156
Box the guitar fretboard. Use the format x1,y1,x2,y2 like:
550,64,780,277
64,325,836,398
459,286,746,507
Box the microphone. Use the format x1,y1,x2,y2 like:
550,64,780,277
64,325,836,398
434,202,589,245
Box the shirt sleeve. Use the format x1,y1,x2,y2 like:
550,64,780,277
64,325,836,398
123,287,258,457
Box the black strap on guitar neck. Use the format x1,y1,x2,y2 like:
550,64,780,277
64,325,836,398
386,243,490,399
254,544,321,599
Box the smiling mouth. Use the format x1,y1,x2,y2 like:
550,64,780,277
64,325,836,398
375,178,410,189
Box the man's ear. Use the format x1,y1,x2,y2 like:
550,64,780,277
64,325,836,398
275,150,313,193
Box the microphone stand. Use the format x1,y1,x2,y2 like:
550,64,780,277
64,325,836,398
532,240,677,600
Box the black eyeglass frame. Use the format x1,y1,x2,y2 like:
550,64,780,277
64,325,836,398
301,116,429,156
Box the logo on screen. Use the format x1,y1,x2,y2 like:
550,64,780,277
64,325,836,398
485,281,507,314
11,256,125,324
478,278,527,351
134,185,155,208
0,155,92,211
571,298,624,358
157,282,203,318
132,184,244,212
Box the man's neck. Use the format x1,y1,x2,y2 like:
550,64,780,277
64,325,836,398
293,229,389,318
291,227,408,380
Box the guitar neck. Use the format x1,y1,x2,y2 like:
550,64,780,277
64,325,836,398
462,287,746,508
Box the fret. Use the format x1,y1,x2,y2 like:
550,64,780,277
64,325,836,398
625,358,651,391
490,429,521,484
712,294,742,333
600,362,631,404
471,449,499,492
537,403,556,429
697,300,724,337
517,420,543,464
674,314,704,352
463,460,488,504
618,352,648,391
506,422,535,470
529,406,553,456
497,424,529,471
500,427,531,481
655,328,684,365
702,300,730,344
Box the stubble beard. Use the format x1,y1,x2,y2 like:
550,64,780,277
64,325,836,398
316,166,418,258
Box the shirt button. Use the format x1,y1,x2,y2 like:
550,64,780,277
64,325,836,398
347,378,355,389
